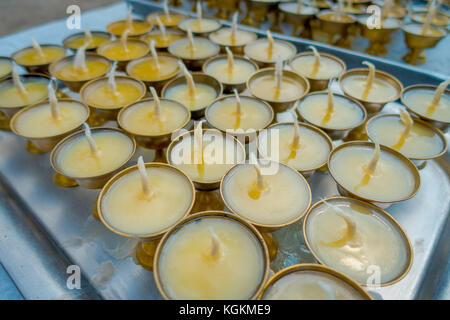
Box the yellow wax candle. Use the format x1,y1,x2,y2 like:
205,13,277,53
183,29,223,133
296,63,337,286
403,87,450,122
329,144,417,202
101,165,194,236
127,56,179,82
97,40,149,61
222,162,310,226
158,216,266,299
148,13,186,27
13,101,88,138
165,83,218,111
204,57,256,84
169,38,219,60
366,114,445,158
120,99,189,136
0,79,48,109
179,18,221,34
319,12,355,23
106,20,151,37
244,39,296,63
298,94,365,129
141,31,185,48
0,59,12,79
250,74,305,101
291,55,343,80
64,32,110,50
206,96,272,131
209,28,256,47
52,57,110,81
305,198,411,283
258,123,331,171
341,74,398,103
411,12,449,26
13,45,65,66
82,77,144,109
169,130,245,183
263,269,366,300
56,130,134,178
403,23,445,37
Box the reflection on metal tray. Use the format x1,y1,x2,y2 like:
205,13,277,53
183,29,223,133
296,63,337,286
0,1,448,300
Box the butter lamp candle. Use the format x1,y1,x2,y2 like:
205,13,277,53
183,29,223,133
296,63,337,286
279,1,319,38
178,2,221,37
141,17,185,51
261,264,372,300
146,6,187,28
154,211,269,300
106,8,151,38
97,157,195,271
63,29,110,52
303,197,413,286
316,9,356,48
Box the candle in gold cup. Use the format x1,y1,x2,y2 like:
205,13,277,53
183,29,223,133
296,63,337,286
261,264,372,300
97,157,195,270
146,1,187,28
328,141,420,203
12,39,66,74
402,80,450,130
244,31,297,67
316,9,356,47
0,57,13,80
178,1,221,36
106,8,151,38
203,47,258,92
141,16,185,50
63,28,110,52
11,81,89,153
290,46,346,91
154,211,269,300
303,197,413,285
50,126,136,189
258,116,333,178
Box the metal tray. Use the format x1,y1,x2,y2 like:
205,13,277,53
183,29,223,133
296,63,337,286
0,1,448,300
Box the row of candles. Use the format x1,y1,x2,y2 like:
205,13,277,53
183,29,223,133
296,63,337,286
0,4,448,300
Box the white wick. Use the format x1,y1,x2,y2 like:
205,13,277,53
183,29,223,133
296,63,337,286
83,123,99,156
74,41,89,72
337,0,344,12
196,0,202,24
107,61,118,95
12,66,26,95
163,0,170,18
267,30,274,58
178,60,196,97
327,79,334,113
321,198,356,240
297,0,303,14
187,27,195,51
308,45,321,71
290,105,300,149
194,120,204,165
121,29,130,53
149,86,161,119
150,40,160,69
367,142,380,174
31,38,44,57
249,152,264,190
431,79,450,108
362,61,375,99
233,88,241,116
399,109,413,138
137,156,152,197
126,7,133,29
225,46,234,74
275,55,283,93
231,12,238,42
209,227,221,258
156,16,167,39
422,0,438,35
381,0,392,19
85,27,93,44
48,80,59,119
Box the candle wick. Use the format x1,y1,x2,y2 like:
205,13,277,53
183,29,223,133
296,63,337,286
12,66,27,95
322,79,334,125
196,1,202,25
187,28,195,55
74,42,89,72
48,80,59,120
320,198,357,248
291,107,301,149
428,79,450,115
308,45,320,77
392,110,413,150
233,88,241,116
156,16,167,39
121,29,130,53
126,7,133,29
83,123,99,156
150,40,160,70
163,0,170,19
250,153,265,190
366,142,380,175
149,86,161,120
194,120,204,166
137,156,152,197
108,62,118,95
274,55,283,98
178,60,196,99
225,46,234,75
421,0,437,35
297,0,303,14
267,30,274,60
209,227,221,258
362,61,375,100
231,12,238,44
85,27,93,45
31,38,44,57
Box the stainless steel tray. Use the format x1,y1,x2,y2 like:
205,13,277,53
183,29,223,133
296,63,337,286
0,1,448,300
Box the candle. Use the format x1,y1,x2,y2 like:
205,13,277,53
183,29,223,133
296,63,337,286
147,0,187,27
168,36,219,62
244,33,296,65
12,42,65,70
126,50,180,84
178,2,221,35
168,128,245,184
221,158,311,226
319,11,355,23
304,197,412,284
106,9,151,37
258,122,332,175
402,23,445,37
366,112,446,159
328,142,419,202
63,30,110,51
141,28,185,50
99,159,194,236
206,93,273,133
54,127,135,179
97,38,149,63
262,264,370,300
155,212,268,299
0,57,12,80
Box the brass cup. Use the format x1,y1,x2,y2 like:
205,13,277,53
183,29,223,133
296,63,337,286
80,75,146,126
327,141,421,205
49,53,112,93
146,11,188,28
402,23,447,65
0,74,53,131
140,29,185,52
257,121,333,179
161,72,223,119
153,211,270,300
220,160,312,261
96,162,195,271
279,3,319,38
289,52,346,92
366,113,448,167
177,18,222,38
401,84,450,131
316,10,356,48
168,37,220,70
50,127,136,189
97,39,150,72
303,196,413,287
247,68,310,113
209,28,258,55
62,31,111,53
202,55,259,93
259,263,373,299
11,44,66,74
247,0,283,32
338,68,403,114
358,18,402,56
297,91,367,140
0,56,13,81
105,19,152,38
126,53,180,94
244,39,297,68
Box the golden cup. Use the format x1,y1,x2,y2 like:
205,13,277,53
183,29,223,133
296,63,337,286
358,17,402,56
244,38,297,68
279,3,319,38
146,11,188,28
11,44,66,74
177,17,222,38
62,31,111,53
97,39,150,72
247,0,283,32
316,10,356,48
168,38,220,70
105,19,152,39
209,28,258,55
409,10,449,29
140,29,185,52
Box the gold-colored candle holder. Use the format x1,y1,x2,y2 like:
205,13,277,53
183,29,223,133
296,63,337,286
402,23,447,65
105,19,152,38
80,75,146,126
357,17,402,56
316,10,356,48
161,72,223,119
140,29,185,51
146,11,188,28
168,37,220,70
279,2,319,38
0,57,13,81
62,31,111,53
246,0,283,32
247,68,310,113
96,39,150,71
153,211,270,300
97,162,195,271
303,197,413,287
209,28,258,55
178,17,222,38
260,263,372,299
50,127,136,189
12,44,66,74
10,98,89,154
409,10,449,29
297,91,367,140
289,51,346,91
401,84,450,131
49,53,112,93
244,38,297,68
372,0,405,19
